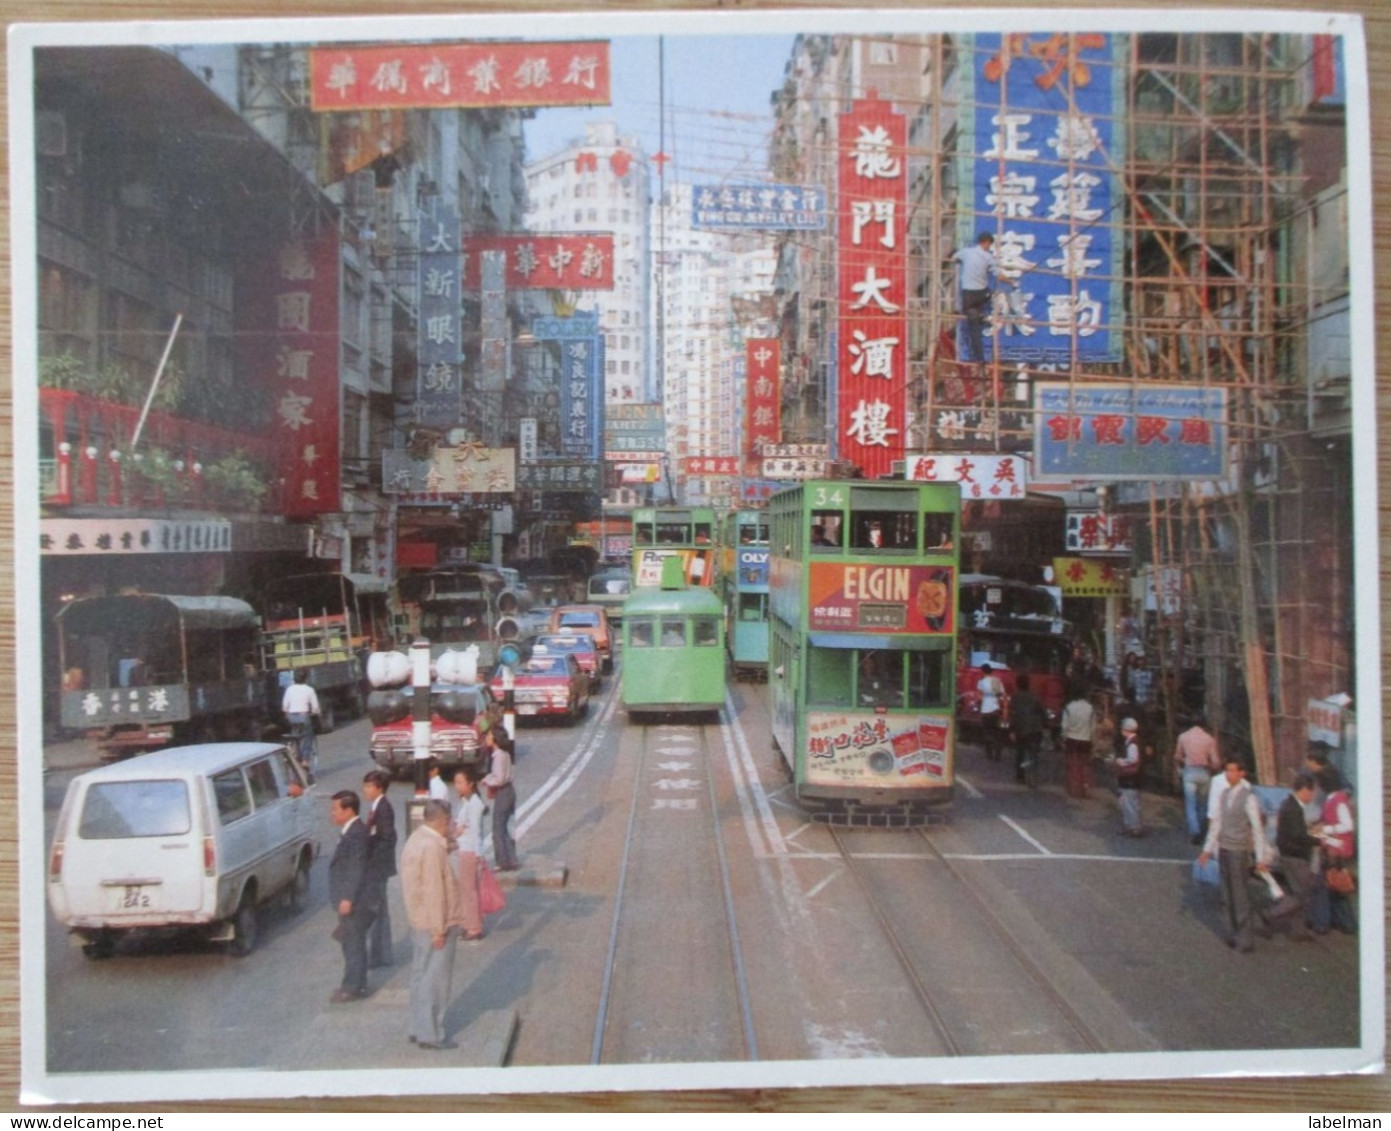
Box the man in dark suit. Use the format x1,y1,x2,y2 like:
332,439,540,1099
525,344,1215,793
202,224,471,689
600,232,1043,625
362,770,397,967
328,790,373,1002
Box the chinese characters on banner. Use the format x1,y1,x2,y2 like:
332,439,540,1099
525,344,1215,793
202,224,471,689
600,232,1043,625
463,234,615,290
905,453,1028,499
310,41,612,110
1033,383,1228,479
264,230,341,518
805,712,949,789
691,183,826,230
382,445,517,496
744,338,781,460
417,206,462,429
534,312,603,461
1051,556,1128,597
838,98,907,479
684,456,740,477
970,33,1123,363
808,562,955,635
40,518,234,556
1064,509,1133,553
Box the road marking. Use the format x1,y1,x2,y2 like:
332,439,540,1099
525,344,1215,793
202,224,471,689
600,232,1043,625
803,869,841,900
720,691,790,858
955,774,984,799
511,686,621,841
999,814,1052,855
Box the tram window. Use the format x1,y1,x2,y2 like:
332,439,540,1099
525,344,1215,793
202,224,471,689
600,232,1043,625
924,513,954,551
850,510,917,551
810,513,842,550
693,616,720,647
656,522,689,544
634,524,654,546
628,616,655,648
807,646,853,707
660,618,687,647
857,649,905,709
694,523,713,545
907,651,950,709
738,593,765,622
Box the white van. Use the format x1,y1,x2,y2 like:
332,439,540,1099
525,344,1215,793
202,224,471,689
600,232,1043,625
48,742,318,959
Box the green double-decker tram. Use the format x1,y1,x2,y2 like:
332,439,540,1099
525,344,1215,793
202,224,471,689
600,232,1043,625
768,481,962,824
719,509,771,681
630,506,717,589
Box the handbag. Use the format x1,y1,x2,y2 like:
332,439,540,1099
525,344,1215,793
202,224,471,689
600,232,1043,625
478,860,507,915
1324,860,1356,895
1191,856,1220,886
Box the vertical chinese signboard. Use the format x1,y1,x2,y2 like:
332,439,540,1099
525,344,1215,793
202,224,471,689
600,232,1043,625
417,205,462,428
744,338,780,462
968,32,1124,363
838,97,908,479
263,229,341,519
534,312,603,462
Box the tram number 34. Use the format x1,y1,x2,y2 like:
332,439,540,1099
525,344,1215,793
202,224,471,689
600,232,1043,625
811,487,844,507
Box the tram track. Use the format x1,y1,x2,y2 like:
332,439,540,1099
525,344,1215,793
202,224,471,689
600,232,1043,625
589,720,759,1065
826,824,1109,1058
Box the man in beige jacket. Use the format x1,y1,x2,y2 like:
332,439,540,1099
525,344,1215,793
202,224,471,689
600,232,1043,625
400,799,464,1050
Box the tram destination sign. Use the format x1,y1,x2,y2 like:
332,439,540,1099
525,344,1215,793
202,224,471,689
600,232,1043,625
808,562,955,635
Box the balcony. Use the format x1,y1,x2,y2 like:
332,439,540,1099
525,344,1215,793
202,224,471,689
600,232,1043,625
39,388,284,515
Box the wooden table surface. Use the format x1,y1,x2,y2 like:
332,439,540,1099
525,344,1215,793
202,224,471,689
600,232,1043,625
0,0,1385,1112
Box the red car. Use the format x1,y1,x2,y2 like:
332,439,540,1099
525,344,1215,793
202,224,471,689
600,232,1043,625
532,632,602,691
490,652,590,724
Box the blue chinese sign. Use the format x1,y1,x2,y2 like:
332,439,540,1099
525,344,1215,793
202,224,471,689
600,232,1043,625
692,183,826,230
535,312,602,462
965,33,1125,363
1033,383,1228,480
417,204,462,428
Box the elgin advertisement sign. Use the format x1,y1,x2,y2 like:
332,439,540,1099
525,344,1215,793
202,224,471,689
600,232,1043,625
805,712,950,790
808,562,954,634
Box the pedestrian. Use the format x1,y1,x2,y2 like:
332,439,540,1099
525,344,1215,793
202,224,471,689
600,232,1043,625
449,766,487,942
362,769,397,968
1309,783,1357,935
1059,685,1095,799
1304,744,1350,800
949,231,1015,364
1198,758,1272,952
282,669,321,783
1115,717,1144,836
481,727,519,872
1174,716,1221,844
427,761,453,804
976,663,1007,763
399,799,463,1051
1267,772,1320,941
1008,672,1045,785
327,790,373,1002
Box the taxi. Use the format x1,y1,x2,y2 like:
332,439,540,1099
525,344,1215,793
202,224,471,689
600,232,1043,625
532,632,603,691
548,604,613,673
490,649,590,724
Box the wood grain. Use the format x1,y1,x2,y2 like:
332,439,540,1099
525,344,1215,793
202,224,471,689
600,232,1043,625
0,0,1385,1112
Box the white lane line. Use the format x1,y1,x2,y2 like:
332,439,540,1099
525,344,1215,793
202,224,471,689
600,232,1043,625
512,689,622,840
803,869,841,900
783,821,814,845
955,774,983,800
999,814,1053,855
783,850,1192,865
721,689,789,857
716,708,771,858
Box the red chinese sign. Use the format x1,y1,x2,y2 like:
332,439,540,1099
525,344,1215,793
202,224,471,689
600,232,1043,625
238,229,342,519
684,456,740,477
808,562,954,635
462,234,614,290
837,98,908,479
310,41,611,111
744,338,781,460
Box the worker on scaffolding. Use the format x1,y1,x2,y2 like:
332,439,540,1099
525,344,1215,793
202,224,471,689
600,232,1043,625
950,232,1016,371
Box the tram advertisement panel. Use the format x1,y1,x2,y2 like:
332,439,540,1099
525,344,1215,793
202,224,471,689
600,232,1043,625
633,547,713,587
737,548,770,586
808,563,954,634
805,712,950,788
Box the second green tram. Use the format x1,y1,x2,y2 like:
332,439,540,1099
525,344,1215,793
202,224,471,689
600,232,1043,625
620,557,726,722
768,481,962,824
719,509,770,681
630,506,717,588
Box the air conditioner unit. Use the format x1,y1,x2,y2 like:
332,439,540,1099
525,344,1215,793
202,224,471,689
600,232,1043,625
36,111,67,158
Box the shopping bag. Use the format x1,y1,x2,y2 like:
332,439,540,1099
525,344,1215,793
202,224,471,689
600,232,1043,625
478,861,507,915
1191,856,1220,886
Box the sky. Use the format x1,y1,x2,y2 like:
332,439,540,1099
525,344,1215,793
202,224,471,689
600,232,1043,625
522,34,797,185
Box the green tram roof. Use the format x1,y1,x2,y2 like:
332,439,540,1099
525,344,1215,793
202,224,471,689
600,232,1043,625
621,586,724,617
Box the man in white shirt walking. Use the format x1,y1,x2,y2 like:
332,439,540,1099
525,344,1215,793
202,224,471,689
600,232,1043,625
282,669,321,783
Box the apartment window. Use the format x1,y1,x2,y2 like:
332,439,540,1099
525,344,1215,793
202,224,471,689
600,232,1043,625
869,40,897,65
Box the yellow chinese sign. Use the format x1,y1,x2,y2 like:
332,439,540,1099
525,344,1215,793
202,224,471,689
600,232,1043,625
1053,556,1127,597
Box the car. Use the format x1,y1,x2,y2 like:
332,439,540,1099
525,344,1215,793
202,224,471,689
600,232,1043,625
490,652,590,724
532,632,603,690
47,742,318,959
367,681,499,778
548,604,614,673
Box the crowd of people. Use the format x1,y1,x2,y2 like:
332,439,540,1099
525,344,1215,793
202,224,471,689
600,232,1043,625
324,725,521,1051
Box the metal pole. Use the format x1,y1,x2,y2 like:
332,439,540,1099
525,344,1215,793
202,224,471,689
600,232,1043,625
407,638,433,832
130,312,184,453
